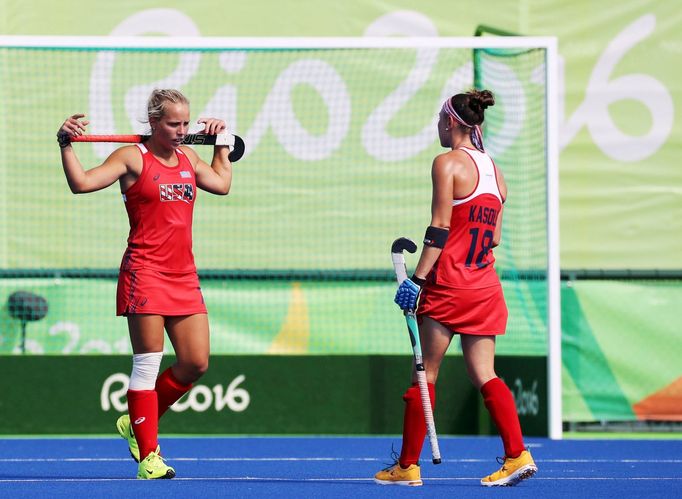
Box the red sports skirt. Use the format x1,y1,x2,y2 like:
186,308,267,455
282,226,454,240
116,268,207,316
416,282,508,335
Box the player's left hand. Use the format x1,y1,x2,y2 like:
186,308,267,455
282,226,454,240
394,278,421,311
57,113,89,147
197,118,226,135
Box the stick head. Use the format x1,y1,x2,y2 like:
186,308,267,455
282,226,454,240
229,134,245,162
391,237,417,255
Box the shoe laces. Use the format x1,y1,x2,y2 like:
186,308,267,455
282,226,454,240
495,456,508,471
146,451,168,466
380,445,401,471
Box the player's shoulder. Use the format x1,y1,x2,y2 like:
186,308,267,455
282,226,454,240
433,149,470,174
178,144,199,163
110,144,141,158
178,144,197,156
104,144,142,165
435,148,472,163
107,145,143,174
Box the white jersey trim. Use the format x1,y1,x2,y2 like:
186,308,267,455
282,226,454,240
452,148,503,206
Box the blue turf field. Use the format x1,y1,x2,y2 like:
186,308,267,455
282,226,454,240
0,436,680,498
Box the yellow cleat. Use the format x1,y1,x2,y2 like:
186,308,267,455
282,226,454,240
137,450,175,480
115,414,140,462
481,449,537,486
374,462,422,486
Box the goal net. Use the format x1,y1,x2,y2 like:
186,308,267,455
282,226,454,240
0,35,558,394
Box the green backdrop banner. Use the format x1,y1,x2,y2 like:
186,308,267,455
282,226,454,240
0,44,547,274
1,1,681,426
0,277,547,356
562,279,682,423
1,0,680,269
0,355,548,436
2,276,680,423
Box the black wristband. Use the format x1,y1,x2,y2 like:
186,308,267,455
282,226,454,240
57,131,71,149
410,274,426,286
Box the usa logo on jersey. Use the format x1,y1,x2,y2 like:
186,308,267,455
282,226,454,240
159,183,194,203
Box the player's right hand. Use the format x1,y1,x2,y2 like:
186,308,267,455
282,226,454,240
394,278,421,311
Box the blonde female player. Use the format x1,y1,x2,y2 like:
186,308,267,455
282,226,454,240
57,89,232,479
374,89,537,487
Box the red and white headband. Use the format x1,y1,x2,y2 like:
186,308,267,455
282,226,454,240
442,97,485,152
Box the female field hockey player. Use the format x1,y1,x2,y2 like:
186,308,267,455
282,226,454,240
374,89,537,487
57,89,232,479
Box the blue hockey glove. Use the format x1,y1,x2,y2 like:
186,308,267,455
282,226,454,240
394,275,425,311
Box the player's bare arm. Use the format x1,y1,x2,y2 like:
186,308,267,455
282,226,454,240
58,115,140,194
412,152,456,279
493,167,507,247
190,118,233,195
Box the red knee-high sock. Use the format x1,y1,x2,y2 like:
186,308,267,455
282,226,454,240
156,367,193,418
399,382,436,468
481,377,525,458
126,389,159,460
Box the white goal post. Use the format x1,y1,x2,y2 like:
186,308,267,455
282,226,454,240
0,35,560,438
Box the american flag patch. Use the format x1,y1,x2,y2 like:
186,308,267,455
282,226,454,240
180,171,191,178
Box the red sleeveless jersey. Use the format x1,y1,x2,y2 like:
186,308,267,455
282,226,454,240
429,147,505,289
120,144,197,273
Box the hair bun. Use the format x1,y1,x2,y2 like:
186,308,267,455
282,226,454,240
452,89,495,126
473,89,495,110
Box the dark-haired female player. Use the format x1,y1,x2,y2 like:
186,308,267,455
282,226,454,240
57,89,232,479
374,89,537,487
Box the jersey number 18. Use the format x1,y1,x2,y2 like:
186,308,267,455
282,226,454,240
465,228,494,268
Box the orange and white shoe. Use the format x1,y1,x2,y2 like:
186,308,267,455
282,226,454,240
481,449,537,486
374,462,422,486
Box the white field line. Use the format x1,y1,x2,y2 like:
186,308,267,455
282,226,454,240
0,457,681,463
0,477,681,483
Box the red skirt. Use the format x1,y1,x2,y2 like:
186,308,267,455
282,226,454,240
116,268,207,316
417,282,507,335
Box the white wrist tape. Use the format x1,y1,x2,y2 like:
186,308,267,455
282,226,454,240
128,352,163,390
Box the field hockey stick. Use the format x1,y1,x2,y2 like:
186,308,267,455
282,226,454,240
391,237,442,465
71,133,245,162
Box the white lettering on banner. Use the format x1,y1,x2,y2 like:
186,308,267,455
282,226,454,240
80,340,112,353
100,373,251,413
92,10,510,162
560,14,673,161
171,374,250,413
48,321,80,354
365,10,437,37
93,10,672,164
196,52,246,134
360,12,525,160
362,11,443,161
12,339,43,354
101,373,129,412
90,9,202,158
41,322,129,354
511,378,540,417
247,60,351,161
212,375,251,412
172,384,213,412
89,10,474,162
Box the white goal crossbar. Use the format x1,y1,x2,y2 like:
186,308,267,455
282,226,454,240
0,35,561,439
